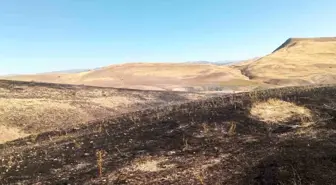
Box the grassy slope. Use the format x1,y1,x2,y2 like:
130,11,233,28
1,63,253,90
0,85,335,184
0,80,210,143
238,37,336,85
3,38,336,89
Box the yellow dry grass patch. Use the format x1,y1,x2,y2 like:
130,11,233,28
91,96,139,109
132,158,174,172
250,99,312,124
113,157,175,174
0,125,28,143
0,98,91,133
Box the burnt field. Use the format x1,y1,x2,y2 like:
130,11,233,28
0,79,211,143
1,84,336,184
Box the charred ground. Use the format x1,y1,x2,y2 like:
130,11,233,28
0,79,211,143
0,85,336,184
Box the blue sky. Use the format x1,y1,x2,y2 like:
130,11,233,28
1,0,336,75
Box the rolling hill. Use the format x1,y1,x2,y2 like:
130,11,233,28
1,63,254,91
235,37,336,85
1,37,336,184
3,37,336,90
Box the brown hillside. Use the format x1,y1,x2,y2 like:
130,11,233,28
4,37,336,89
1,63,253,91
273,37,336,53
237,37,336,85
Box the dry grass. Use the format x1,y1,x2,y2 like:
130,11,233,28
71,63,248,82
0,98,91,131
219,79,261,86
239,38,336,85
131,158,174,172
0,80,210,144
2,38,336,184
1,63,251,91
0,85,336,184
250,98,312,124
3,38,336,90
0,125,28,143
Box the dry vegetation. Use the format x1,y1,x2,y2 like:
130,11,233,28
4,38,336,91
1,63,254,91
0,80,211,143
1,37,336,184
0,84,335,184
250,98,312,124
237,37,336,85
